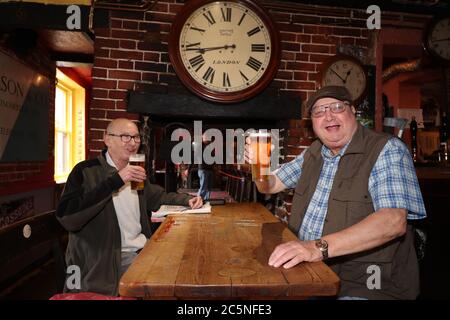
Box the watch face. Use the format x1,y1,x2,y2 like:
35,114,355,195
427,17,450,61
322,59,367,102
315,239,328,250
169,0,279,103
180,1,271,93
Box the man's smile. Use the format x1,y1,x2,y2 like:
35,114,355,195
324,124,340,132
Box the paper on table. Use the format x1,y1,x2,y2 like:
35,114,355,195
152,202,211,218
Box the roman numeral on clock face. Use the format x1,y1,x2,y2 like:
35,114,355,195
247,57,262,71
239,70,249,83
223,72,231,87
203,67,215,83
190,26,205,34
251,44,266,52
247,26,261,37
221,7,232,22
185,42,201,51
203,11,216,25
238,13,246,26
189,55,205,72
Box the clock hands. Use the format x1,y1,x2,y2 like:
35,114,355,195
184,44,236,54
329,67,353,84
329,68,346,83
343,67,353,83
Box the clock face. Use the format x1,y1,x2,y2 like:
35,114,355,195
321,57,367,103
169,0,279,103
426,17,450,62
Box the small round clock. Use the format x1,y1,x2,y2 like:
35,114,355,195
424,16,450,65
318,54,367,105
168,0,280,103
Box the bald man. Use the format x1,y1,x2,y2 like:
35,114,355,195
57,118,202,296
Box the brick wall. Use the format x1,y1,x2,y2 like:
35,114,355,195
88,1,375,158
0,42,55,196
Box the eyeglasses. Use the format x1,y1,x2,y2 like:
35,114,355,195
107,133,141,143
311,101,349,118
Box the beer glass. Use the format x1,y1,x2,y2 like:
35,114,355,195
249,131,271,182
129,153,145,190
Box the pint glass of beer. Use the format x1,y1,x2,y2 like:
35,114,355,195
129,153,145,190
249,131,271,182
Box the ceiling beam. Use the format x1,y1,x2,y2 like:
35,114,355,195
2,0,91,4
262,0,449,14
0,3,109,31
56,61,93,68
52,53,93,64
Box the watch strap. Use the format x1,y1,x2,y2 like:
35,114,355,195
315,239,329,260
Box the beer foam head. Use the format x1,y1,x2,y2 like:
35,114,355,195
248,131,271,138
129,153,145,161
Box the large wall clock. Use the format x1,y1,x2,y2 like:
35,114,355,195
318,54,368,105
423,15,450,66
168,0,280,103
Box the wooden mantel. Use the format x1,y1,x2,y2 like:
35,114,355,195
127,91,302,120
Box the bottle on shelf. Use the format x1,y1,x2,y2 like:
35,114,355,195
410,116,418,163
440,111,449,166
441,111,449,144
438,142,448,166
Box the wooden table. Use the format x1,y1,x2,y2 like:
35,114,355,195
119,203,339,299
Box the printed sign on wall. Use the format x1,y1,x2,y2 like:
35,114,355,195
0,50,50,162
0,196,34,229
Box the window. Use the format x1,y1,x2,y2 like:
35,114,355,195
54,69,85,183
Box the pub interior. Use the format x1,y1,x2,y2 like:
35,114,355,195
0,0,449,300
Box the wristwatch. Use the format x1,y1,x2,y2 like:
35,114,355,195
315,239,329,260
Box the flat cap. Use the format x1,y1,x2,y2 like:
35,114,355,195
306,86,353,113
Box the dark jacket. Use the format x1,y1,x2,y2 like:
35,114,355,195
288,124,420,299
56,150,192,296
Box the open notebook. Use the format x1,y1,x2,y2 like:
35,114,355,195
152,202,211,218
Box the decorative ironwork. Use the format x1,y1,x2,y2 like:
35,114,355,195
382,59,422,82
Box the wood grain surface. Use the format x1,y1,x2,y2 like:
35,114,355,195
119,203,339,299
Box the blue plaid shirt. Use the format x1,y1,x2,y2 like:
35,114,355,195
276,137,426,241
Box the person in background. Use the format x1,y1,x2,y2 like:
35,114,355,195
56,118,202,296
196,132,214,201
249,86,426,299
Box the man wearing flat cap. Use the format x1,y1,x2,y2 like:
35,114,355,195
253,86,426,299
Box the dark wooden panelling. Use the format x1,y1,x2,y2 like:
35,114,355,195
0,211,66,293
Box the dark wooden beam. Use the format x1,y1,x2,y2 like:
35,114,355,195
56,61,92,69
53,53,93,64
264,0,449,14
127,91,302,120
0,3,109,31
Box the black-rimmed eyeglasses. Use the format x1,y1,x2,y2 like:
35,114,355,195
107,133,141,143
311,101,349,118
